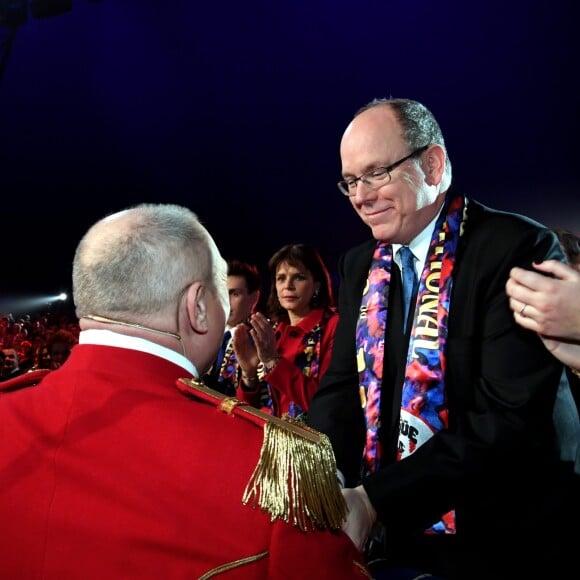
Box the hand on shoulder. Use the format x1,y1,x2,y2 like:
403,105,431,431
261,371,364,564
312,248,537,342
506,260,580,341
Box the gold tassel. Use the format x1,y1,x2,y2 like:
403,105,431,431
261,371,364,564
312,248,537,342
175,378,346,532
242,419,347,532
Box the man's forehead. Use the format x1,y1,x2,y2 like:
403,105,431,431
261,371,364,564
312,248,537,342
342,110,405,167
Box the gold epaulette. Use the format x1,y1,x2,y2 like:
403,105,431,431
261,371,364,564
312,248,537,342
176,377,347,532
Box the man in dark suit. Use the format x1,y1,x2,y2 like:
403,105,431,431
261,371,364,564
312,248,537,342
0,347,25,381
307,98,575,579
203,259,261,395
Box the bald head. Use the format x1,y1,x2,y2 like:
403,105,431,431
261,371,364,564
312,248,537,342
347,98,452,191
73,203,227,321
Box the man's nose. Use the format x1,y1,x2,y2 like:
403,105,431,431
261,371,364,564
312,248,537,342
352,179,376,202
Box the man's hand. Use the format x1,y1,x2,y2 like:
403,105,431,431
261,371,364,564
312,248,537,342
506,260,580,369
506,260,580,341
341,485,377,552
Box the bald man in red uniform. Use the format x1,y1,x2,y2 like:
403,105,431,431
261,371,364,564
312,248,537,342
0,203,369,580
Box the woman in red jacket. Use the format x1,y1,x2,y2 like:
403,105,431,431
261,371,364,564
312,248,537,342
234,243,338,420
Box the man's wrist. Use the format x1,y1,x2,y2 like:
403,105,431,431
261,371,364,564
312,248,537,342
355,484,378,528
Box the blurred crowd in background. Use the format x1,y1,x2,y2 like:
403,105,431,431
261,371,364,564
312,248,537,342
1,309,79,381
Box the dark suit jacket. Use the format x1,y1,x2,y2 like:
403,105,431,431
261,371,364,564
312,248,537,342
308,197,577,578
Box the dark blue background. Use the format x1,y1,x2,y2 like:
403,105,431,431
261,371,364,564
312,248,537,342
1,0,577,302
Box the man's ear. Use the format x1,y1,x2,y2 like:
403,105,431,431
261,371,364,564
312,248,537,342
424,144,446,186
186,281,209,335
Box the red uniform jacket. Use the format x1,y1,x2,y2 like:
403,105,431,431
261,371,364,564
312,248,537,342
0,344,369,579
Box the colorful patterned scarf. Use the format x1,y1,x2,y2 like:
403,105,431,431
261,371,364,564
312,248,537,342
356,191,467,534
216,340,238,396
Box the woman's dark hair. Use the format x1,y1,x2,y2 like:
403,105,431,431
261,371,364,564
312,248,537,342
265,243,335,323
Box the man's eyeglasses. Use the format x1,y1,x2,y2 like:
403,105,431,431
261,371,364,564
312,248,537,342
337,144,430,197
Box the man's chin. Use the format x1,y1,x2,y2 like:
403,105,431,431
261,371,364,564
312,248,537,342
370,223,396,242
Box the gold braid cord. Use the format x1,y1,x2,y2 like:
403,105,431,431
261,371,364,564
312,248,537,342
177,378,347,532
242,419,346,532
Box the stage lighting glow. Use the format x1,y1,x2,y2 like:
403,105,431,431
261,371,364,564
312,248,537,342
0,291,70,315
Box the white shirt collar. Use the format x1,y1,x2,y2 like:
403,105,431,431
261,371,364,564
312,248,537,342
79,329,198,376
392,203,444,276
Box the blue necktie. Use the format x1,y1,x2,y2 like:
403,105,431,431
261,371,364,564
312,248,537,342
398,246,418,332
213,330,231,377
